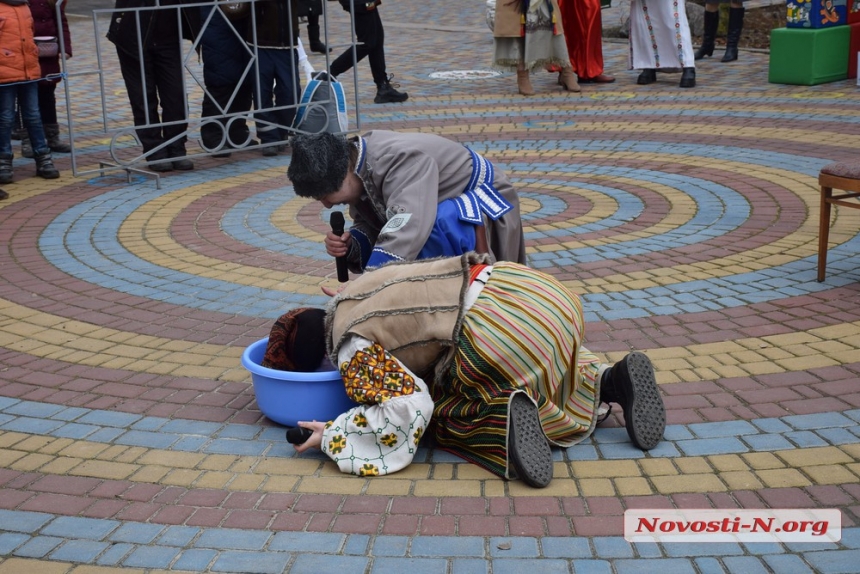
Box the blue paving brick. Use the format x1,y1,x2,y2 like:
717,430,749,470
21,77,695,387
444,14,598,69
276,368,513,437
369,535,409,557
109,522,166,544
204,438,270,456
86,427,125,442
815,427,860,445
742,542,785,555
53,422,100,439
722,556,771,574
216,424,261,439
172,436,209,451
566,444,599,461
270,531,344,553
634,542,663,559
663,543,744,557
762,554,815,573
41,516,120,541
0,413,12,426
688,420,759,438
96,543,135,566
156,525,200,547
488,537,539,557
50,407,90,421
1,416,65,435
615,559,697,574
645,441,682,458
844,409,860,423
741,433,795,451
693,557,727,574
0,396,20,410
0,532,28,555
542,536,592,558
593,427,630,443
676,437,748,456
840,528,860,549
805,549,860,573
597,442,647,459
77,410,142,428
115,430,178,449
288,554,369,574
785,431,829,448
452,558,490,574
663,425,694,441
751,418,793,434
411,536,484,557
12,535,63,558
5,401,65,418
371,557,449,574
173,548,219,571
430,449,465,463
782,413,854,430
344,534,370,555
569,559,613,574
492,558,569,574
51,540,110,563
0,510,53,533
122,545,182,569
591,536,635,558
195,528,271,550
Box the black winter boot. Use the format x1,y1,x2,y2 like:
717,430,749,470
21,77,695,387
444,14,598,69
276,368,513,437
695,9,718,60
636,69,657,85
374,75,408,104
600,352,665,450
21,135,34,158
0,189,8,200
722,7,744,62
307,23,331,53
679,67,696,88
35,152,60,179
0,155,13,184
45,124,71,153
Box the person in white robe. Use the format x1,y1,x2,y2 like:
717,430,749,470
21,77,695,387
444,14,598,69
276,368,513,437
628,0,697,88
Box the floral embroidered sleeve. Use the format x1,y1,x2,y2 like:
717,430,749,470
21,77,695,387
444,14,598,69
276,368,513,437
320,338,434,477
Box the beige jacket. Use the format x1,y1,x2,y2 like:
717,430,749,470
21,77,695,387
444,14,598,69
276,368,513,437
493,0,564,38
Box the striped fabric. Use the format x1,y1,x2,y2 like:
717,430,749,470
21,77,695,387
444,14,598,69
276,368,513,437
432,262,602,479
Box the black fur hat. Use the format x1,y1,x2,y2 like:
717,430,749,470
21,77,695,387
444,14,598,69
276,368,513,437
287,133,351,200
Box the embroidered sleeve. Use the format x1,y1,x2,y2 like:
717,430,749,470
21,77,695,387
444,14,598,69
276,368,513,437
341,343,416,404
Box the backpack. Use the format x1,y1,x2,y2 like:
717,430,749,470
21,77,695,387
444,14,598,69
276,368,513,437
292,71,349,135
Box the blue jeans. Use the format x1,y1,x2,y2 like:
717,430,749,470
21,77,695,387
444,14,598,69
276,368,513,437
253,48,300,144
0,81,49,158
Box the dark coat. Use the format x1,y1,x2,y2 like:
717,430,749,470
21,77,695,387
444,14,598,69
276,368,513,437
200,4,249,88
297,0,322,17
248,0,301,48
106,0,201,58
29,0,72,80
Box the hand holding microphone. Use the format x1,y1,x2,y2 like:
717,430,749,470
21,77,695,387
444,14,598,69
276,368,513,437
329,211,350,283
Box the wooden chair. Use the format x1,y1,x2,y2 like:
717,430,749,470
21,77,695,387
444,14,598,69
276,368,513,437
818,161,860,281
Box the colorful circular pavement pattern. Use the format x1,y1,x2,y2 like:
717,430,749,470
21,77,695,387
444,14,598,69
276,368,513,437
1,3,860,573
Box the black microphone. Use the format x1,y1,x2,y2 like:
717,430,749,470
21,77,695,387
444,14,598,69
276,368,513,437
330,211,349,283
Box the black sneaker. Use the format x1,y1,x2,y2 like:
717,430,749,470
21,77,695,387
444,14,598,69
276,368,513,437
608,352,665,450
172,158,194,171
374,75,408,104
508,392,553,488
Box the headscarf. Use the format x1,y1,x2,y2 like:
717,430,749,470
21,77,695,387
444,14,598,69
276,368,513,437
261,307,327,372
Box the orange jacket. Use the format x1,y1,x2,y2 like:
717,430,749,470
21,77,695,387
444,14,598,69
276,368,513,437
0,3,41,85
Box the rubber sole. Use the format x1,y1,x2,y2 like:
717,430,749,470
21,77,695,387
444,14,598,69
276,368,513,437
617,352,666,450
508,392,553,488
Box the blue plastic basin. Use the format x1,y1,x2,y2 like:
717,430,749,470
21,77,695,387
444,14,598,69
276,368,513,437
241,337,356,427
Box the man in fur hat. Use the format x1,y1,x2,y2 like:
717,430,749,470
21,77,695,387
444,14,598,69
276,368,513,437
264,253,666,488
287,131,527,277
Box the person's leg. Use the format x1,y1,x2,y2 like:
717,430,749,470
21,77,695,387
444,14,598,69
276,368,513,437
0,85,17,183
39,82,70,153
151,43,192,168
19,83,59,179
115,48,169,167
598,350,665,450
695,0,720,60
253,49,282,154
306,10,330,53
364,11,407,103
722,0,745,62
270,49,300,149
329,13,373,78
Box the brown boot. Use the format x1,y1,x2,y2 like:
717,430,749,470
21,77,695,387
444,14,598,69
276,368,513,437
558,67,581,92
516,70,535,96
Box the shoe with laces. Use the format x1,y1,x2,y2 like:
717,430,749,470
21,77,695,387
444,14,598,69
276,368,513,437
374,74,408,104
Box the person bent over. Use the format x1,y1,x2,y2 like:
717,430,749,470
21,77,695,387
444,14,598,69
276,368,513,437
264,253,667,487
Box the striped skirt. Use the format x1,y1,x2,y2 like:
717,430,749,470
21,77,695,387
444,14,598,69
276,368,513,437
432,262,602,479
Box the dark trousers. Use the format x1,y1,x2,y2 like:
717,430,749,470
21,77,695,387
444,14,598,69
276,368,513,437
253,48,300,144
115,45,188,159
329,10,386,86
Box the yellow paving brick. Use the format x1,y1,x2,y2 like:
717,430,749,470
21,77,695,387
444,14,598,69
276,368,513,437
456,464,497,481
570,460,641,479
199,454,240,471
432,464,454,480
775,447,853,468
254,458,321,476
652,474,726,494
674,457,713,475
94,445,131,461
70,460,139,480
639,458,678,476
483,480,507,498
70,567,147,574
161,469,203,487
0,448,28,466
229,456,259,473
227,474,265,491
413,479,481,497
363,479,413,496
847,463,860,479
614,477,654,496
260,475,300,493
802,465,860,485
58,442,110,460
136,450,205,469
508,478,578,497
776,355,839,371
11,453,54,472
756,468,812,488
37,438,76,456
296,476,365,495
193,471,234,489
578,478,616,497
720,471,764,490
113,447,147,464
708,455,749,472
0,432,30,448
128,466,171,484
742,452,785,470
0,558,72,574
39,457,84,475
16,436,58,453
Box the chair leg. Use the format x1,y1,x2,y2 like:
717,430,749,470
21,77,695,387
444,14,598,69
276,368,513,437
818,186,832,282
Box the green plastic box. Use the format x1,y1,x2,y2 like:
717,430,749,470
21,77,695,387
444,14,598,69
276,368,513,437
769,26,850,85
